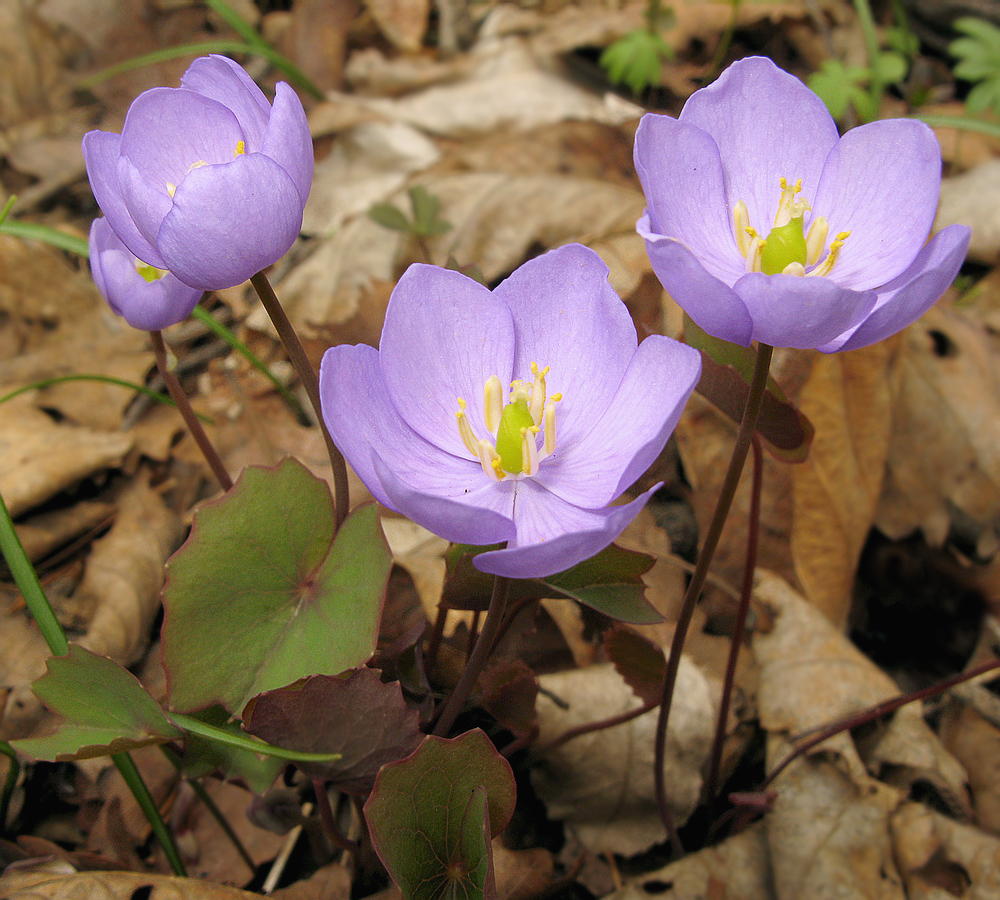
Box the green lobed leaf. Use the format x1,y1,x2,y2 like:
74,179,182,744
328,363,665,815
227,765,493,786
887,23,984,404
442,543,662,624
599,29,671,95
364,729,516,900
12,645,182,761
161,458,392,714
807,59,871,120
368,202,414,233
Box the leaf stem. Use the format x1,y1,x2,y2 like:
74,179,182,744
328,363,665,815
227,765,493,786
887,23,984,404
249,271,349,530
704,433,763,800
150,329,233,492
0,741,20,834
433,574,512,736
652,341,773,857
169,712,343,763
853,0,883,113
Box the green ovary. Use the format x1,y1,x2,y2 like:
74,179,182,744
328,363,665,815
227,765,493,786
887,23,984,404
136,263,168,283
494,400,535,473
759,217,807,276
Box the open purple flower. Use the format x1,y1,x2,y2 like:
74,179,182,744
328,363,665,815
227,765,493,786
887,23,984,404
89,217,201,330
83,55,313,291
319,244,701,579
635,56,970,352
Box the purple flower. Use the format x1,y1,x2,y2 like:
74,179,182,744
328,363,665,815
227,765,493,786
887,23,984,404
635,56,970,352
319,244,701,579
89,217,202,330
82,55,313,291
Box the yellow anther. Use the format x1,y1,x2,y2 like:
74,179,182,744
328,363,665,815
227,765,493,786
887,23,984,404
234,140,246,157
543,394,561,456
521,425,540,476
805,216,829,267
807,231,850,278
529,362,549,425
509,380,532,405
455,398,479,457
483,375,503,434
166,181,177,198
745,231,766,274
733,201,752,258
773,176,810,228
476,439,504,482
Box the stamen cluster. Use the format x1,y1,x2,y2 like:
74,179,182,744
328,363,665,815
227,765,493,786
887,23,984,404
456,364,561,482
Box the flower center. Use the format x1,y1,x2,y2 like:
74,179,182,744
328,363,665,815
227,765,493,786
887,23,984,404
455,362,562,482
733,177,850,278
165,141,246,198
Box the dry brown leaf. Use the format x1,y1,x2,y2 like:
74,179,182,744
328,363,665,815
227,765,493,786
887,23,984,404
0,398,132,518
754,571,969,826
492,842,555,900
790,338,899,627
892,801,1000,898
765,745,907,900
531,660,713,855
875,305,1000,556
76,474,184,667
264,172,646,351
270,863,352,900
0,866,268,900
940,703,1000,834
937,159,1000,265
0,583,54,741
281,0,358,93
603,824,774,900
367,0,429,52
0,0,70,127
12,500,114,564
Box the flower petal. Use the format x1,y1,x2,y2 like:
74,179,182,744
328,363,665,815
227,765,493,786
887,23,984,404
493,244,637,447
734,272,877,349
534,334,700,507
638,222,754,346
634,115,745,284
319,344,515,546
261,82,314,206
89,218,201,330
379,264,516,458
82,130,166,268
813,119,941,290
820,225,970,353
120,88,247,189
680,56,839,230
117,155,174,253
157,153,304,289
179,55,270,150
473,481,660,578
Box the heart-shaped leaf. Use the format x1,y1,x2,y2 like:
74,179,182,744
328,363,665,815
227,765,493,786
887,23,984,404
12,645,181,761
162,458,392,713
364,729,516,900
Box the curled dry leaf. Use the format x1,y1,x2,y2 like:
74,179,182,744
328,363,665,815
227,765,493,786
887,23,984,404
0,867,269,900
753,571,970,824
601,824,773,900
0,398,132,518
790,338,899,628
531,661,713,856
77,474,184,667
936,159,1000,265
875,305,1000,556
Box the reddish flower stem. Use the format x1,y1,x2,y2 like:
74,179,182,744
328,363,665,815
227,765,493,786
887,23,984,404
704,432,764,799
250,271,349,530
433,573,511,736
653,341,773,858
150,329,233,492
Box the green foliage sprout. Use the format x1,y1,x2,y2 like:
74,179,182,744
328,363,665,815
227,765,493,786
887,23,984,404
599,0,675,95
951,17,1000,116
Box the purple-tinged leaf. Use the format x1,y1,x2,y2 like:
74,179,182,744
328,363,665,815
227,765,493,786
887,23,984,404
365,729,516,900
242,669,422,794
603,625,665,706
479,660,538,738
